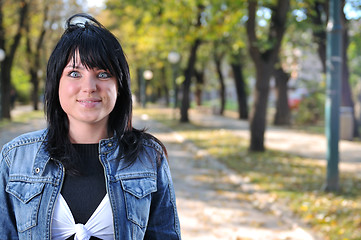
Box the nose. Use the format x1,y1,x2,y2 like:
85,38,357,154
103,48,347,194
82,75,97,93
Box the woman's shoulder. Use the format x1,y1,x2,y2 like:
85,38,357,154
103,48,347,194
1,128,48,154
121,129,167,166
142,136,164,155
141,134,168,167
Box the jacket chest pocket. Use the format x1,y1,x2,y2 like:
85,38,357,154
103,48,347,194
6,181,45,233
121,177,157,228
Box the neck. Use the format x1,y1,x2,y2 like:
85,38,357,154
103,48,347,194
68,122,110,144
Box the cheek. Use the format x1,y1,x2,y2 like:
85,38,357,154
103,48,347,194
58,82,66,107
58,81,77,110
58,89,68,113
106,82,118,105
59,79,79,96
109,86,118,107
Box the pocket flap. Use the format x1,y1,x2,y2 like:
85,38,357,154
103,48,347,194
122,177,156,199
6,181,45,204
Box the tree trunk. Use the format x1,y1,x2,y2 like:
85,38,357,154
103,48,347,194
229,49,248,120
246,0,290,151
180,38,201,122
0,0,5,119
135,68,141,105
1,60,12,119
249,65,273,151
194,69,204,106
180,4,203,122
308,1,328,73
137,68,145,107
273,64,290,125
231,62,248,119
214,55,226,115
30,70,39,110
27,1,49,111
0,0,28,119
161,66,169,106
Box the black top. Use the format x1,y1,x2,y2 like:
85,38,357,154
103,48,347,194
61,144,106,240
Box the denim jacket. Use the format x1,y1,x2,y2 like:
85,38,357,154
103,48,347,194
0,129,181,240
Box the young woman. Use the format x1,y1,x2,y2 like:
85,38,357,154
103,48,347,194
0,13,181,240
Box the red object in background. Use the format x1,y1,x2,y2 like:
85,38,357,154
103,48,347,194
289,98,301,110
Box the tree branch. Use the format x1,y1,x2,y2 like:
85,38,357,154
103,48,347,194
265,0,290,62
9,0,29,64
246,0,260,63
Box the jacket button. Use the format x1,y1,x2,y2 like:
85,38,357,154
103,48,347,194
107,143,113,147
35,168,40,174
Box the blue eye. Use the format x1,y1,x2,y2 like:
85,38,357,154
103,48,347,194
68,71,81,78
98,72,112,79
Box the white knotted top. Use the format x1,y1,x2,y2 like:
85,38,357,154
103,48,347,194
51,194,114,240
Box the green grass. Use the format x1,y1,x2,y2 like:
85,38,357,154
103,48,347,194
200,99,239,112
135,107,361,240
0,110,44,128
291,122,325,135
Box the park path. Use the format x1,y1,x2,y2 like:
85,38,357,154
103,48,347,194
0,106,323,240
186,108,361,176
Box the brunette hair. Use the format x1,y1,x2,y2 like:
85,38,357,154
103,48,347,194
45,13,165,172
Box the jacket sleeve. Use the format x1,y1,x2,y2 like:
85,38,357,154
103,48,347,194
0,146,19,240
144,153,181,240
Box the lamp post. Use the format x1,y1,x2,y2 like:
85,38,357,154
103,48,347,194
143,70,153,108
167,51,181,113
0,48,6,120
324,0,342,192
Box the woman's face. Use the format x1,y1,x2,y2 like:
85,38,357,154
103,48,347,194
58,54,118,130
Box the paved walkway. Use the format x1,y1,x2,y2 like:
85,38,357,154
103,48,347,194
0,106,331,239
186,108,361,176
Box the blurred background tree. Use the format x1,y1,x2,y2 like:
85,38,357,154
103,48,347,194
0,0,83,119
0,0,29,119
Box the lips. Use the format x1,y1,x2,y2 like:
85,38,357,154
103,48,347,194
77,98,101,102
77,98,101,108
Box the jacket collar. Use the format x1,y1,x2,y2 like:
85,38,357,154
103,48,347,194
33,130,51,176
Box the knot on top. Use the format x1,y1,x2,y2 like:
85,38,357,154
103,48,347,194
74,224,91,240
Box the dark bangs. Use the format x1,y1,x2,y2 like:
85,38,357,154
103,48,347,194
65,25,121,81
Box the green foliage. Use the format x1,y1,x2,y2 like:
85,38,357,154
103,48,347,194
293,81,326,125
105,0,188,93
104,0,251,99
348,22,361,89
11,66,31,103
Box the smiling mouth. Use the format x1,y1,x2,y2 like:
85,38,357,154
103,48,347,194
78,100,99,103
77,99,102,108
77,99,101,103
